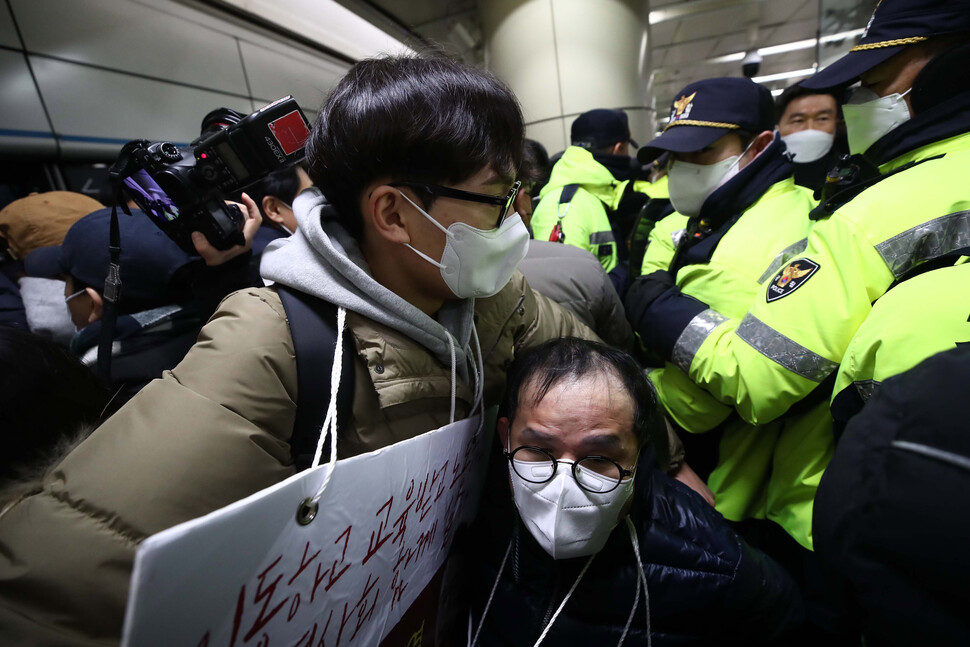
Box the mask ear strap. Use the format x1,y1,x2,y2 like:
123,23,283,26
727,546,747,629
399,189,450,269
398,190,451,236
405,243,447,269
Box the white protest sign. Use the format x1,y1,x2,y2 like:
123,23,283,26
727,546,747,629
122,414,489,647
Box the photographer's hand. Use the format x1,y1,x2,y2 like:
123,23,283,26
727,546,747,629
191,192,262,266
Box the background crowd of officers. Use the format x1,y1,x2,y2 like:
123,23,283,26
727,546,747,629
0,0,969,644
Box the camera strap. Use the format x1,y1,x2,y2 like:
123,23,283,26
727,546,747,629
97,192,131,381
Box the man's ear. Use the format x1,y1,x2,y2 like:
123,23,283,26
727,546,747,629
85,288,103,324
497,417,511,450
262,196,286,226
741,130,776,168
365,185,412,245
610,142,630,155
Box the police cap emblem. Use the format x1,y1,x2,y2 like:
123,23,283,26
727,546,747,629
669,92,696,123
766,258,820,302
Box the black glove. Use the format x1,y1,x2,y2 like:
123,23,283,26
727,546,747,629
624,270,675,328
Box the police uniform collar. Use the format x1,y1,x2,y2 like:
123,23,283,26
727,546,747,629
865,90,970,166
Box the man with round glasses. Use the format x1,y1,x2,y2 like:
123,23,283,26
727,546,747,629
467,337,803,646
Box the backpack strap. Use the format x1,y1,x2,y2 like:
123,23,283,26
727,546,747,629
278,285,356,472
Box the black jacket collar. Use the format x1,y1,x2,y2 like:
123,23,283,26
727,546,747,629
866,91,970,166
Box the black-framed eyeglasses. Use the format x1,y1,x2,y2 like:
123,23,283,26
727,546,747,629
391,180,522,229
504,446,635,494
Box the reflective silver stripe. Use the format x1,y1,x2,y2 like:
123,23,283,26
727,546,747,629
589,231,616,244
892,441,970,473
671,309,728,373
758,238,809,284
875,209,970,278
854,378,879,402
671,228,686,246
736,313,838,382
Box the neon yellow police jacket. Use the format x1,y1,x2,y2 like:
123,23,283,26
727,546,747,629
531,146,628,272
635,117,970,431
831,259,970,430
642,174,821,549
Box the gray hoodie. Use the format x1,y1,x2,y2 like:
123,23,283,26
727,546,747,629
260,188,475,381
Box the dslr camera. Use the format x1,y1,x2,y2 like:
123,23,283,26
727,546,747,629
110,96,311,254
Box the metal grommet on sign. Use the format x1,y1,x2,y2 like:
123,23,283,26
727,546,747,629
375,364,385,374
296,497,318,526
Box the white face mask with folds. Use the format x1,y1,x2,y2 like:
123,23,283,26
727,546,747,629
399,191,530,299
782,129,835,163
666,140,754,217
508,455,636,560
843,86,912,155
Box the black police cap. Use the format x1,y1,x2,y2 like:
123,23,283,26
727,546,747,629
802,0,970,89
637,77,775,164
571,109,639,150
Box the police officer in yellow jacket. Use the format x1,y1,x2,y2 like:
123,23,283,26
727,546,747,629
628,0,970,534
831,261,970,436
626,79,825,561
530,109,646,296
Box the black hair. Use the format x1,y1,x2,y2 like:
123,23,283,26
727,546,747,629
501,337,658,448
521,139,550,186
774,85,841,124
0,327,109,482
245,164,306,223
306,54,524,241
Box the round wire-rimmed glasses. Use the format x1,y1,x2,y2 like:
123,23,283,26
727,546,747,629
504,445,635,494
391,180,522,229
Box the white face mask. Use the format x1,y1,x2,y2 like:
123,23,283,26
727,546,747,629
843,86,912,155
667,141,752,217
399,191,530,299
509,457,635,560
782,129,835,163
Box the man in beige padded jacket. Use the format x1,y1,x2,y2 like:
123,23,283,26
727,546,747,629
0,55,691,644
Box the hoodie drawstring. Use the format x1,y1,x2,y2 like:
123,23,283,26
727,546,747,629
446,332,457,424
469,321,485,432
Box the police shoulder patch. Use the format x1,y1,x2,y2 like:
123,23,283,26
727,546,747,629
766,258,820,302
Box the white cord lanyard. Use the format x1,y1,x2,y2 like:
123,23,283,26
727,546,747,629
468,518,652,647
308,306,347,505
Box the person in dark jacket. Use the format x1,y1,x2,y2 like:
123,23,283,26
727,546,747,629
814,345,970,647
23,208,214,410
468,337,803,646
775,84,846,193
